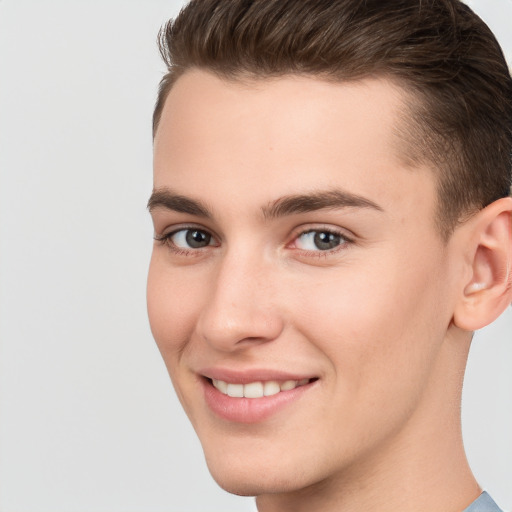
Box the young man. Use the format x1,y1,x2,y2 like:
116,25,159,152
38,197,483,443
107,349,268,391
147,1,512,511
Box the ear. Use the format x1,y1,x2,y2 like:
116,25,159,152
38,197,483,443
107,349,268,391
453,197,512,331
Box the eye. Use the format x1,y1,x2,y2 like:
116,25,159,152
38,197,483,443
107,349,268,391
174,228,213,248
156,228,215,250
294,229,349,251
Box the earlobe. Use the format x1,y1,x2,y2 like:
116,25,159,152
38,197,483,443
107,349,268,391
453,197,512,332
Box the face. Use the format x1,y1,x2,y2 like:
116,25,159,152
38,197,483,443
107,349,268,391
148,71,462,497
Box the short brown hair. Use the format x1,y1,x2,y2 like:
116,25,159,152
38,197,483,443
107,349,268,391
153,0,512,237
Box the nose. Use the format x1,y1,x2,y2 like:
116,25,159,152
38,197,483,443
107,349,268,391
195,249,284,352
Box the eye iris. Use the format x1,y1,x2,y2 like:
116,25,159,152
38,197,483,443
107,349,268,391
185,230,211,248
314,231,341,250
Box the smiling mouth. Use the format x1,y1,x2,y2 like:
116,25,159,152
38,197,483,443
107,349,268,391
209,378,315,398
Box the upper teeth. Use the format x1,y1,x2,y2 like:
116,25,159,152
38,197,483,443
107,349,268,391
212,378,311,398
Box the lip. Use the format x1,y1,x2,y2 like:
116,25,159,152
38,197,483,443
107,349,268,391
200,367,316,384
199,369,318,424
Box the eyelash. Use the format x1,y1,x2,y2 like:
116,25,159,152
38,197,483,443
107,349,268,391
154,225,354,257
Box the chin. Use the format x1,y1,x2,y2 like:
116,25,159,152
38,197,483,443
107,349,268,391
210,473,264,497
208,468,303,497
203,449,317,497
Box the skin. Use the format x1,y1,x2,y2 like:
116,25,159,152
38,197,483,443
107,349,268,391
148,70,512,512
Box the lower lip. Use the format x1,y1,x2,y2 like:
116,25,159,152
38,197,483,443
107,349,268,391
202,379,315,424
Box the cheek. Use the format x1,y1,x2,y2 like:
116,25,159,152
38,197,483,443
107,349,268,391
292,249,449,403
147,253,211,419
147,253,202,362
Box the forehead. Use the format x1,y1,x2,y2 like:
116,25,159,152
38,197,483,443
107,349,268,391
153,70,435,223
154,70,408,162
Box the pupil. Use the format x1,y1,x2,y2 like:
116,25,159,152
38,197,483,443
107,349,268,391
186,230,211,248
314,231,340,250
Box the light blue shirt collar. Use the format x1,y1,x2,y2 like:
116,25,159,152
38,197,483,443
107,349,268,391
463,492,503,512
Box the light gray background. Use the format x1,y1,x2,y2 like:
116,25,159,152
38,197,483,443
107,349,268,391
0,1,510,511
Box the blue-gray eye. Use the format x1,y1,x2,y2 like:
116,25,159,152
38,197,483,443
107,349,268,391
172,229,213,248
296,230,345,251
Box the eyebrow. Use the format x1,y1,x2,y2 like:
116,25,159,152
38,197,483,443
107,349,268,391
262,189,384,219
147,187,384,219
147,188,212,218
